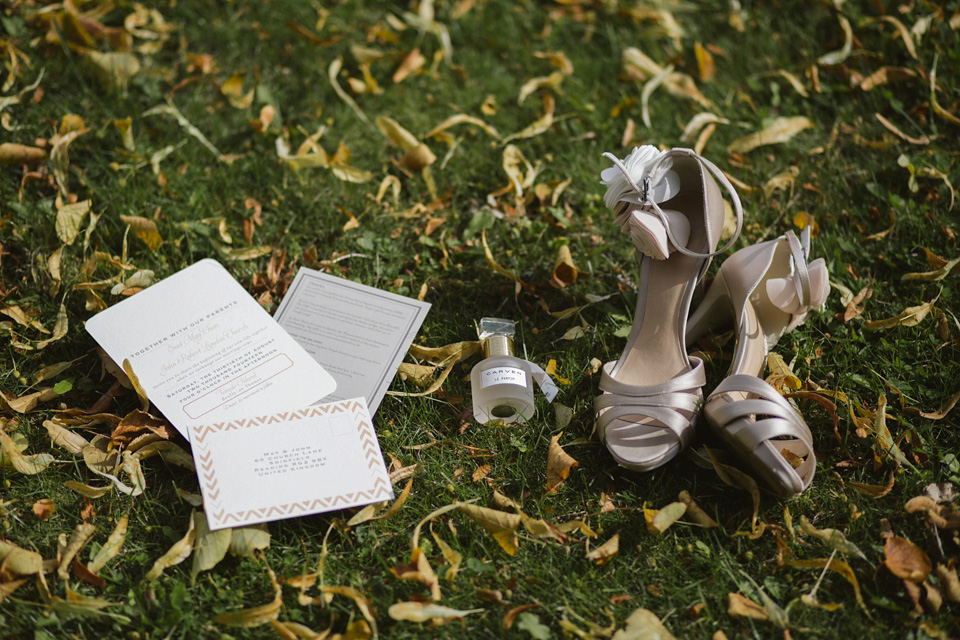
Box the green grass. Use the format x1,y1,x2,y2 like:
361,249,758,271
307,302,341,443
2,0,959,638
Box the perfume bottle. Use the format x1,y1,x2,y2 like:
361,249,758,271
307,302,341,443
470,318,535,424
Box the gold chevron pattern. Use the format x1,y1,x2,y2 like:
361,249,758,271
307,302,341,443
190,399,392,527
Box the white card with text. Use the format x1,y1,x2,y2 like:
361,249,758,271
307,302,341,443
273,268,430,414
189,397,393,529
85,259,337,437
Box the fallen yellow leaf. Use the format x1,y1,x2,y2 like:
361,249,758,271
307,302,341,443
585,533,619,565
458,503,522,555
727,116,814,154
388,601,484,622
546,432,578,494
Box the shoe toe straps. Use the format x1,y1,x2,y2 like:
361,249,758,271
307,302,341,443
595,359,706,440
705,374,815,458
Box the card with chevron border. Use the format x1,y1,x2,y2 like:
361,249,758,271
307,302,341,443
188,397,393,530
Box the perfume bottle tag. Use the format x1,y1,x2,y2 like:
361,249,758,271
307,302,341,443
527,362,558,403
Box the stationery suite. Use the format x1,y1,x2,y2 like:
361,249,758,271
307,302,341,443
86,259,428,529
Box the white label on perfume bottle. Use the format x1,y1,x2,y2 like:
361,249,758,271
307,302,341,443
480,366,527,388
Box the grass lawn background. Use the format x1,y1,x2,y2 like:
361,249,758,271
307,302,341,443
1,0,959,638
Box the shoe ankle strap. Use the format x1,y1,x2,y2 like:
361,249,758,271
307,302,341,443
602,148,744,261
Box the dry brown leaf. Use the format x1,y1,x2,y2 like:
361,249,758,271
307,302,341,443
694,42,715,82
131,440,195,470
518,70,565,104
63,481,111,499
551,245,578,288
930,55,960,127
0,429,54,474
458,503,522,555
680,112,731,144
765,352,802,393
220,73,253,108
425,113,500,140
788,557,869,614
119,214,162,250
763,167,800,199
847,471,896,498
214,564,283,627
612,607,677,639
57,522,97,580
875,113,932,145
85,51,140,94
502,94,555,144
920,390,960,420
390,547,441,601
904,496,960,529
818,14,853,65
226,524,270,558
678,490,718,528
534,50,573,75
863,298,938,330
408,340,481,365
936,564,960,602
388,601,483,623
33,499,56,520
143,102,228,162
192,511,232,579
393,48,426,83
0,142,46,165
883,536,931,582
0,539,44,576
798,516,866,559
0,579,27,603
727,116,814,154
88,514,129,574
585,533,619,566
56,200,92,246
546,432,578,494
145,511,197,580
35,303,68,350
776,70,810,97
859,66,917,91
903,256,960,282
431,527,462,580
869,16,918,59
49,126,89,195
644,501,687,534
726,592,769,622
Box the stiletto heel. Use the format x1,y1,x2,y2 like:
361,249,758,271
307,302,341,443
686,228,829,496
595,146,743,471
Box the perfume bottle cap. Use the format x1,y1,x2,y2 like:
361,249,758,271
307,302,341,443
478,317,515,358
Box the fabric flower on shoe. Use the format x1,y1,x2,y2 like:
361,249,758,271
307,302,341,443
600,145,680,210
601,146,686,260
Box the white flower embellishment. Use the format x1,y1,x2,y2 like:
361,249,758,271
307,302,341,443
600,145,679,210
600,146,686,260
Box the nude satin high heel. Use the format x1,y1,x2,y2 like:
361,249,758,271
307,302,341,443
595,146,743,471
686,228,829,496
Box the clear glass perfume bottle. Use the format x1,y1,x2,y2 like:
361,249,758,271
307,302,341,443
470,318,535,424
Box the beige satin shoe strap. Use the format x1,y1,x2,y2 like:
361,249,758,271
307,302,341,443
704,374,816,490
595,358,705,441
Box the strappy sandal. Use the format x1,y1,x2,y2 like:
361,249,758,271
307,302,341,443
686,228,829,496
595,146,743,471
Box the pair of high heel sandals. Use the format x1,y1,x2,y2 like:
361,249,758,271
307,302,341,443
595,146,829,497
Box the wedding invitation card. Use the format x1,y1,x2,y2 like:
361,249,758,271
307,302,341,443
85,259,338,437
